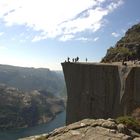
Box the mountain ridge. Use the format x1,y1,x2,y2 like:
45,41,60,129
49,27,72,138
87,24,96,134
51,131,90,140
0,64,65,96
102,23,140,62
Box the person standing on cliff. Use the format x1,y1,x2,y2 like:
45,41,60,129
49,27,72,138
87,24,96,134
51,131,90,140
67,57,70,62
76,57,79,62
72,58,75,62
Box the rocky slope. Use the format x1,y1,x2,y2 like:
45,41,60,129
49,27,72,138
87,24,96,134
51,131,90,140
0,84,65,130
102,23,140,62
20,118,140,140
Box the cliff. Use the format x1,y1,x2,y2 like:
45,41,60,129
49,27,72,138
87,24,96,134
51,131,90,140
62,62,140,124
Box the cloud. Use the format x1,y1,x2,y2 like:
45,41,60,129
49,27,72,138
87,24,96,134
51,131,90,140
76,37,89,41
32,34,47,42
0,45,7,50
59,34,74,42
76,37,99,42
111,32,120,37
19,39,26,43
0,32,4,36
93,37,99,42
107,0,124,12
0,0,124,41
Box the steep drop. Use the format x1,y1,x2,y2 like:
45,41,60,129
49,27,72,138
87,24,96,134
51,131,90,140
62,62,140,124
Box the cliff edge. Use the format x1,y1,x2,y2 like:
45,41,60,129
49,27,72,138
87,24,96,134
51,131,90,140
62,62,140,124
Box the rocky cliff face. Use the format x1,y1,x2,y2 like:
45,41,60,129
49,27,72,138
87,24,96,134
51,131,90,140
62,62,140,125
102,23,140,62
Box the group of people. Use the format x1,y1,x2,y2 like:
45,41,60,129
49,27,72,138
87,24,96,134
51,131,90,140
65,57,88,63
66,57,79,63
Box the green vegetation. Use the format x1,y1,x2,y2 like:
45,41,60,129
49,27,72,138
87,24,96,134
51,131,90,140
102,23,140,62
102,46,133,62
116,116,140,131
118,23,140,44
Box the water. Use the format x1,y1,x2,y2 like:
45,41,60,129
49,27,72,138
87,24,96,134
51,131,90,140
0,111,66,140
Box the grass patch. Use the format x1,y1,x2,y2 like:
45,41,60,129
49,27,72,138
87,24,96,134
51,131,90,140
116,116,140,132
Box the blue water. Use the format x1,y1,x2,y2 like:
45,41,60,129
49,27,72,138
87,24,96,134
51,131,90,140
0,111,66,140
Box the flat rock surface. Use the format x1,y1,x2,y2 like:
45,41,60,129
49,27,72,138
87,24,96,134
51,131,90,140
19,118,140,140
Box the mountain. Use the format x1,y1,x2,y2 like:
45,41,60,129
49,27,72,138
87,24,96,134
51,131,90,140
102,23,140,62
0,84,65,130
0,64,65,96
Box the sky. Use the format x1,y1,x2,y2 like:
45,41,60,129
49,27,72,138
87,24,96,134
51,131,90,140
0,0,140,70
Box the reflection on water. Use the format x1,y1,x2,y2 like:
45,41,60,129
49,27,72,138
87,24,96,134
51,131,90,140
0,111,66,140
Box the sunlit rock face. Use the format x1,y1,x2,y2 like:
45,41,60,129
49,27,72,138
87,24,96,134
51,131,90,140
20,118,140,140
102,23,140,63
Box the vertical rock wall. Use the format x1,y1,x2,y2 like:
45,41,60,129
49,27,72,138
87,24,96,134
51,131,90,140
62,63,140,125
121,67,140,115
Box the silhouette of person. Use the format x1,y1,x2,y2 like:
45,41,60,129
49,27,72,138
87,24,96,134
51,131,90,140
86,58,88,62
72,58,75,62
67,57,70,62
76,57,79,62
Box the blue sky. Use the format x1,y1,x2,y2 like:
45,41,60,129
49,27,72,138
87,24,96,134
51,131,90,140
0,0,140,70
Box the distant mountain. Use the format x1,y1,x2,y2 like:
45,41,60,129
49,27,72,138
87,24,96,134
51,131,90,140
102,23,140,62
0,64,66,96
0,84,65,130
